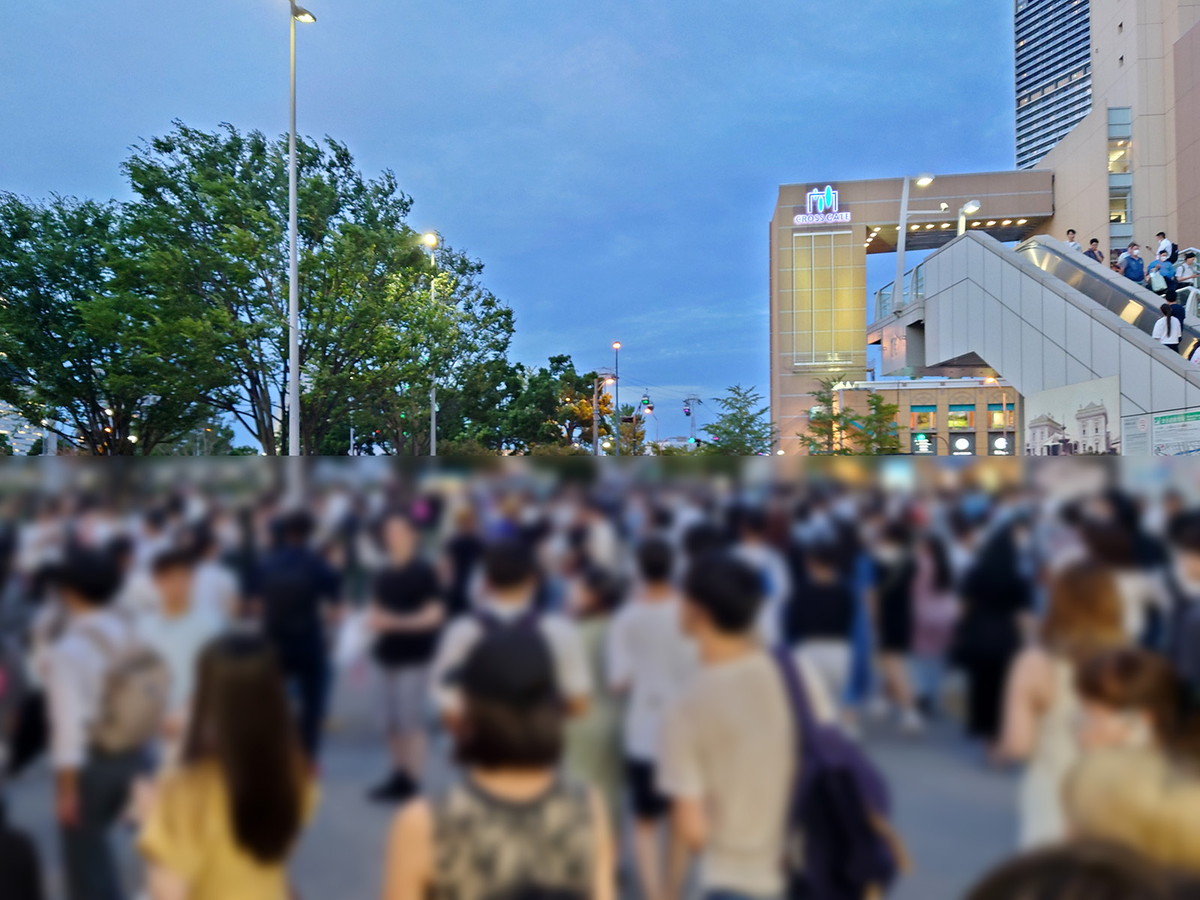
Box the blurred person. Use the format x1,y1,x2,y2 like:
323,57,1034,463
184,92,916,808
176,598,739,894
564,568,624,825
733,507,791,649
953,520,1036,754
45,547,160,900
1079,519,1162,645
1066,743,1200,877
429,538,592,726
140,548,223,749
1075,648,1183,754
1065,229,1082,252
138,633,315,900
1155,302,1183,351
368,512,445,803
188,524,240,624
911,532,959,718
659,553,836,900
964,840,1176,900
607,538,696,900
1085,238,1106,264
440,504,485,618
871,522,924,733
783,533,857,732
0,618,44,900
1162,511,1200,703
383,629,614,900
999,561,1127,848
248,510,342,762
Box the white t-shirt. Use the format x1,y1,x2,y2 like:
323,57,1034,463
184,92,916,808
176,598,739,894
192,559,239,623
1154,315,1182,345
658,649,836,896
606,594,698,760
429,602,593,715
137,603,223,715
1159,237,1174,258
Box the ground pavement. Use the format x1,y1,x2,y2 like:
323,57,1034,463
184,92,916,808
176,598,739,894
7,667,1017,900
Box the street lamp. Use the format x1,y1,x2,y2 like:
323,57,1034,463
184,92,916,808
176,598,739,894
611,341,621,457
423,231,441,457
958,200,982,236
893,174,935,310
593,375,615,456
287,1,316,457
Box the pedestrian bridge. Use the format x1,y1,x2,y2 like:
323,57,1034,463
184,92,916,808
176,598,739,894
867,231,1200,433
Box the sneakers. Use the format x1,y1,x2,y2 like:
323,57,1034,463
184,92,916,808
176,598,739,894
368,769,417,804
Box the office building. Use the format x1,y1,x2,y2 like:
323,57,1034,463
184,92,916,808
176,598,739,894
1015,0,1094,169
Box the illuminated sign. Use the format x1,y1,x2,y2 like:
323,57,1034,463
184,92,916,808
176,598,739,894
794,185,852,226
950,434,977,456
911,433,937,455
988,434,1012,456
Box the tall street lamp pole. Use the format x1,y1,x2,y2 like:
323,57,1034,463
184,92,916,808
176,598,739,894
612,341,621,457
288,2,315,457
423,232,440,456
893,174,935,310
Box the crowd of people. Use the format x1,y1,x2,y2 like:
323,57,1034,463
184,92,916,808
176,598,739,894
1068,229,1198,357
0,461,1199,899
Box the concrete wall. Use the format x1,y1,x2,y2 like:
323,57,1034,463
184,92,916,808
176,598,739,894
1176,20,1200,244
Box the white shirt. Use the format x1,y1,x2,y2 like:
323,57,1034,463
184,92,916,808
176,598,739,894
192,559,239,623
46,608,138,769
607,593,698,760
137,602,222,715
1154,315,1182,345
429,601,593,715
658,649,836,896
1066,240,1082,252
1159,237,1174,257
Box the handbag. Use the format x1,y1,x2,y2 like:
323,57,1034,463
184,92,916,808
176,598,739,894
1150,270,1168,293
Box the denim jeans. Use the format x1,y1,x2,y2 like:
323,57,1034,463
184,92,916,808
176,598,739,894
59,748,145,900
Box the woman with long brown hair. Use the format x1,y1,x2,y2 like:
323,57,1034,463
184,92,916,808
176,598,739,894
138,633,314,900
1000,560,1127,848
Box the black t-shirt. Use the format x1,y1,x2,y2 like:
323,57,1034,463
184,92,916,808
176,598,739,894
444,533,484,617
254,546,341,661
372,559,443,667
784,579,855,642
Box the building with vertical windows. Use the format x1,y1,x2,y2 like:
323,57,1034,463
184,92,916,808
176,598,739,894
1015,0,1094,169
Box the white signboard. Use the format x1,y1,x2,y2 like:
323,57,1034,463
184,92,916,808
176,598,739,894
1151,409,1200,456
1121,415,1152,456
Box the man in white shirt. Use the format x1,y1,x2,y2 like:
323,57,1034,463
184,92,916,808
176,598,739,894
1065,229,1082,252
659,553,835,900
44,548,145,900
608,537,697,900
429,538,591,725
187,525,240,623
1158,231,1175,260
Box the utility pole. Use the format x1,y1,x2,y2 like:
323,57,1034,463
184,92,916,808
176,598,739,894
683,396,702,444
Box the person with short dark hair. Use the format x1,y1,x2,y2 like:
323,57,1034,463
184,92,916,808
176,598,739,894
1066,229,1082,252
44,547,147,900
368,512,446,804
607,538,696,900
248,510,342,761
1086,238,1106,264
383,629,614,900
138,633,315,900
659,553,835,900
428,538,592,728
1119,243,1146,283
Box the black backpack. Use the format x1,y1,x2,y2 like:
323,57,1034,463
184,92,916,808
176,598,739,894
774,649,907,900
1171,243,1181,264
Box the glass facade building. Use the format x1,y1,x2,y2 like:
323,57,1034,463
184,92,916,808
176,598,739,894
1015,0,1093,169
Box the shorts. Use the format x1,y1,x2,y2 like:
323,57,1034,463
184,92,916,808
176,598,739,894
380,665,432,735
626,758,671,821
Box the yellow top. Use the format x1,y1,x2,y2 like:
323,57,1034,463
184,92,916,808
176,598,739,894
139,761,316,900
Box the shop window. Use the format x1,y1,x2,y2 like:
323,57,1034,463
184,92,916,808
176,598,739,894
911,406,936,431
947,406,975,430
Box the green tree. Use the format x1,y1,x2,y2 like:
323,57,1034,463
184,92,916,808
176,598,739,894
26,437,43,457
498,356,613,453
0,192,226,455
850,391,903,455
616,404,647,456
0,433,12,456
701,385,777,456
801,375,857,456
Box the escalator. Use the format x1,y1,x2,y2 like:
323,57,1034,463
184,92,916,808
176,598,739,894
1013,236,1199,361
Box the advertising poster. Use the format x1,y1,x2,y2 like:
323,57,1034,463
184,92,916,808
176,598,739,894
1023,376,1121,456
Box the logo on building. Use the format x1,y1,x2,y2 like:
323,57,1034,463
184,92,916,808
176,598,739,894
794,185,852,226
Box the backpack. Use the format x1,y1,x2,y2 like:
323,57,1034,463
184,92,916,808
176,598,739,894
1171,243,1180,265
774,649,906,900
474,606,540,635
79,620,171,754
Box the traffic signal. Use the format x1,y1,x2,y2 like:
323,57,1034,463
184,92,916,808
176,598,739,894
640,394,650,406
687,437,696,444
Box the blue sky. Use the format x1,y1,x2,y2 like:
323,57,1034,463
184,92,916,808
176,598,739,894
4,1,1017,442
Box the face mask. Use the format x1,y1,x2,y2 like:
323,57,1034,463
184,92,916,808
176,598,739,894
1133,249,1141,257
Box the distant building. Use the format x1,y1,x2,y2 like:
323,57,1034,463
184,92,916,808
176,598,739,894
1015,0,1094,169
1075,401,1112,453
0,402,44,455
1027,413,1071,455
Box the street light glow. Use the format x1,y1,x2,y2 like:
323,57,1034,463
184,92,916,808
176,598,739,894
612,341,622,351
104,408,114,417
292,4,316,22
421,232,439,249
915,174,935,188
962,200,982,215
